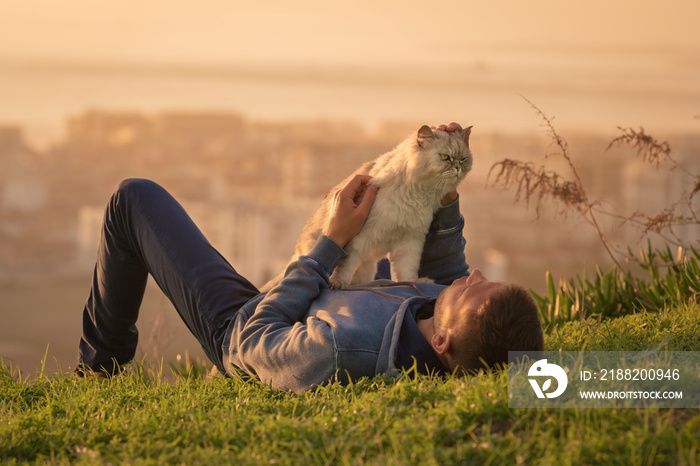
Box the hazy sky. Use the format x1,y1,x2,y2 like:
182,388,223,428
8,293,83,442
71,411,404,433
1,0,699,66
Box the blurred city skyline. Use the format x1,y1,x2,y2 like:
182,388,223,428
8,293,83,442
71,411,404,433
2,108,698,376
1,0,699,376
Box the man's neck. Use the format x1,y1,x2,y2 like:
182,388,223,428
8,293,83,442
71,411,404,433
417,316,434,342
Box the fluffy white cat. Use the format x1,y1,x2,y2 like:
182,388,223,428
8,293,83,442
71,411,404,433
261,124,473,291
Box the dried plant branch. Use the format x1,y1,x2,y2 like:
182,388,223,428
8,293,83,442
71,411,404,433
593,207,682,248
489,99,700,271
630,209,683,244
606,127,699,247
607,126,671,167
608,126,697,183
691,178,700,200
488,159,585,218
494,98,623,268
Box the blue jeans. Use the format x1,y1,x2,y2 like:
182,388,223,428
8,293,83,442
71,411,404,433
78,179,259,374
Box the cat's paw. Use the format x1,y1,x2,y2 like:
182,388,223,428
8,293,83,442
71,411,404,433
415,277,435,284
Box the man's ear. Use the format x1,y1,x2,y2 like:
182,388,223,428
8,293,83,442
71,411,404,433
431,332,451,356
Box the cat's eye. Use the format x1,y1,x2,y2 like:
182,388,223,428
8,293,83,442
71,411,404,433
439,153,450,161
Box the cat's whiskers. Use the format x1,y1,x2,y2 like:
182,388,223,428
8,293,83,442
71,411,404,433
430,176,452,199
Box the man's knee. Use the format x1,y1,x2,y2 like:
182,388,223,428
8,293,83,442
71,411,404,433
115,178,161,198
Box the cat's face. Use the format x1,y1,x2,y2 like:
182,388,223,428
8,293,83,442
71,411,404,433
412,125,473,188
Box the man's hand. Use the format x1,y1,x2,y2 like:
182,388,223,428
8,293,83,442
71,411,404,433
431,122,463,133
324,175,378,248
431,122,463,206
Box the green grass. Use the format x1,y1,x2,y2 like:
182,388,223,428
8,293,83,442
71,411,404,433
2,304,699,465
533,244,700,326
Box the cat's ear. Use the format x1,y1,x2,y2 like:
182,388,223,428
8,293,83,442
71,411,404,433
461,126,473,146
417,125,434,147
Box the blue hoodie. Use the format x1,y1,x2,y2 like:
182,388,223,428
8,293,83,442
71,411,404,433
222,199,469,392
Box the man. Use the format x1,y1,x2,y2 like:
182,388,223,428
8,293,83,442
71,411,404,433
77,123,543,393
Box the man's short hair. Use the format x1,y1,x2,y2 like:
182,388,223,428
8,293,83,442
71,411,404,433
453,284,544,373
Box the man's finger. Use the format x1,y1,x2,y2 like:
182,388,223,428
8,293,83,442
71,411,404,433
328,189,341,217
350,174,373,187
356,184,378,217
345,175,373,199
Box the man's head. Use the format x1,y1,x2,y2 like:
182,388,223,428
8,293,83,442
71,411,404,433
430,269,544,373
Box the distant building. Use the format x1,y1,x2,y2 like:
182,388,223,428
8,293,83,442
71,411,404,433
0,126,25,154
66,111,151,147
183,199,317,287
154,112,245,158
77,205,105,264
0,125,47,214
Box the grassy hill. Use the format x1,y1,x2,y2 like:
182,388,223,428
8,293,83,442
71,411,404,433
2,301,698,465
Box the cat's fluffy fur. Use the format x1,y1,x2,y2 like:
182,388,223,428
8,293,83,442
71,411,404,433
261,125,473,291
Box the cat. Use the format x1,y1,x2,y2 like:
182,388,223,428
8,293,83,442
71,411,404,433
260,124,473,291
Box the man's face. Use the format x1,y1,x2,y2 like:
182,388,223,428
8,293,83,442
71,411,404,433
436,269,505,328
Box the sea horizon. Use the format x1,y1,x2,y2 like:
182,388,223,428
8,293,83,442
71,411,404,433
2,53,698,149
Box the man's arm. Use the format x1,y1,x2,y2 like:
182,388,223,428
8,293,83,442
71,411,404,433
234,235,347,392
232,175,378,392
418,194,469,285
